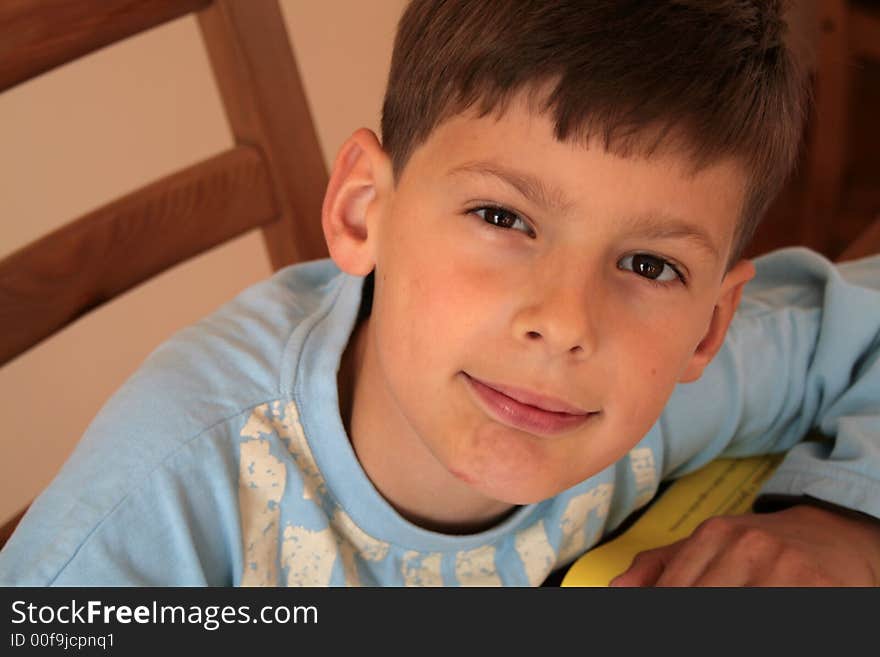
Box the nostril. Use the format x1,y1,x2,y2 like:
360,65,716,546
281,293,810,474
526,331,541,340
569,345,583,354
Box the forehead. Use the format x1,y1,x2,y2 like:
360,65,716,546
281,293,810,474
400,98,748,262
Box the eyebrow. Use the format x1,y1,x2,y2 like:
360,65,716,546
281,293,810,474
446,160,721,260
446,160,573,214
620,212,721,260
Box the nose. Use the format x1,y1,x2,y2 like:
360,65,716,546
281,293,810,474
511,269,598,358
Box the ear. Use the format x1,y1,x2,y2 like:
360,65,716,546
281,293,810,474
321,128,393,276
678,258,756,383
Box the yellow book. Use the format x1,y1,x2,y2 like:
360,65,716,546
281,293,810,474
561,453,784,587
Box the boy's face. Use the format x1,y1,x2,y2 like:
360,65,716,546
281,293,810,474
329,95,754,509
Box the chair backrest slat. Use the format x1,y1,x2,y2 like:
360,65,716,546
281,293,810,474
0,146,278,367
0,0,211,93
198,0,329,269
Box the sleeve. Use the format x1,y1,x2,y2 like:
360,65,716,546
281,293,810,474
656,247,880,520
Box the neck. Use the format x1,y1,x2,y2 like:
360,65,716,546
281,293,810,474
338,317,516,535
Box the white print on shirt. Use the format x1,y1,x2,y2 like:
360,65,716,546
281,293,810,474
556,483,614,565
402,551,444,586
331,509,391,586
238,438,286,586
629,446,657,509
455,545,502,586
515,520,556,586
271,400,327,502
281,525,336,586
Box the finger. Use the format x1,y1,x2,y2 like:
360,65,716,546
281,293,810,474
747,547,837,587
691,527,785,587
653,517,738,586
609,543,681,587
690,548,772,587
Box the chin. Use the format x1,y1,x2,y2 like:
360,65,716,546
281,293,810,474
454,466,565,506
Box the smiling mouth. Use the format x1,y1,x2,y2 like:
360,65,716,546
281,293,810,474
462,373,598,437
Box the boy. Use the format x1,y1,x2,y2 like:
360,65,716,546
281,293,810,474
1,0,879,586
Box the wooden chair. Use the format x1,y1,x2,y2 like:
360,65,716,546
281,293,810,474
0,1,328,544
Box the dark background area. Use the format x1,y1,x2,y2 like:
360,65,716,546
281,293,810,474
747,0,880,260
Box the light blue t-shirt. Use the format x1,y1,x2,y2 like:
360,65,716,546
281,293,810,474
1,248,878,586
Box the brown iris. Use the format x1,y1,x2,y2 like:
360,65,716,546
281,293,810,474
632,254,664,279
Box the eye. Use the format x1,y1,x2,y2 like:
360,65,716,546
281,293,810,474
618,253,685,285
471,205,534,237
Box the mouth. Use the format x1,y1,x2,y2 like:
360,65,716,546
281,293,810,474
462,373,598,437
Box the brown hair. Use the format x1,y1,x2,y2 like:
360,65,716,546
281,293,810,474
380,0,809,265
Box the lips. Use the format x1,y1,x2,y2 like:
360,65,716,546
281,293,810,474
463,373,597,436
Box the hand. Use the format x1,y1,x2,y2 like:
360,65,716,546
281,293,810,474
609,504,880,586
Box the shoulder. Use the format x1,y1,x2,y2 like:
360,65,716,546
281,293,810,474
142,257,347,408
738,247,880,315
82,256,349,473
0,259,351,585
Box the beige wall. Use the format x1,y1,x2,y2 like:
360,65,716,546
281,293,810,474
0,0,408,522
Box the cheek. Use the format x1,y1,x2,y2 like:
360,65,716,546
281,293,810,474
379,242,508,350
620,289,714,361
605,308,705,420
371,246,479,386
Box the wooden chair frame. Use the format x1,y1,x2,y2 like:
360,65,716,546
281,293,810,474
0,0,329,544
0,0,329,370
